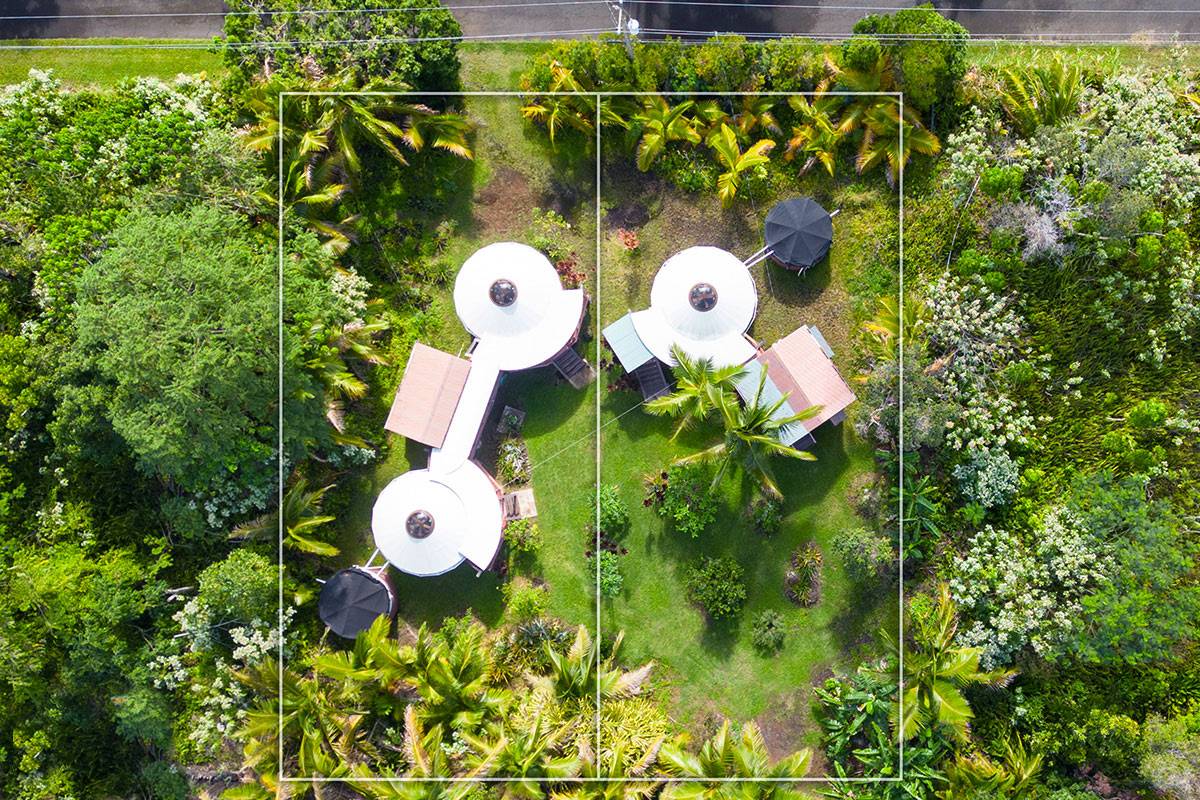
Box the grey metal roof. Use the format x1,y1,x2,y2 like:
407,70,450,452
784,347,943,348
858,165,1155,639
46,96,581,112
602,312,655,371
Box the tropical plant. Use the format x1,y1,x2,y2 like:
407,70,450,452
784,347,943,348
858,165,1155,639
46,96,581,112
231,474,339,556
348,707,490,799
676,370,819,500
999,57,1089,137
856,97,942,185
706,123,775,208
521,61,596,146
890,470,943,561
466,710,581,797
732,95,783,138
658,720,811,798
645,344,745,439
884,584,1016,742
784,93,844,176
631,97,701,172
540,626,654,702
305,300,390,432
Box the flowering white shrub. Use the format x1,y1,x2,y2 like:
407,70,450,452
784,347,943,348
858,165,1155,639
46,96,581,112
925,274,1035,454
951,508,1113,668
953,447,1020,508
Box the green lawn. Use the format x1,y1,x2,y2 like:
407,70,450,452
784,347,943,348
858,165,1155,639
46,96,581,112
586,161,897,751
0,39,222,85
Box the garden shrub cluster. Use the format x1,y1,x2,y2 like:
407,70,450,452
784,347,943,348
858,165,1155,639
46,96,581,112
685,556,747,620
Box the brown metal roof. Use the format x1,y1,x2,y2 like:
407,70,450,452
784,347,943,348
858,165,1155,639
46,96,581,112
765,327,856,429
385,342,471,448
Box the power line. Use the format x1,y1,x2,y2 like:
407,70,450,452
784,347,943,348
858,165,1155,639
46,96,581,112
3,0,1200,21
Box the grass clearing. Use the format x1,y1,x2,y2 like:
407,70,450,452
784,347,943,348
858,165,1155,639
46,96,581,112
0,39,222,85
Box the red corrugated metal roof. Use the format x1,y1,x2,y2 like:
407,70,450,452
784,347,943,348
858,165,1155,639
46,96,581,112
766,327,855,429
385,342,471,448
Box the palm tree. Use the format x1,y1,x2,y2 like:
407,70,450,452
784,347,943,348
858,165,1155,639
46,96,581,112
784,93,844,176
521,62,596,146
827,51,897,136
645,344,745,439
676,370,819,500
347,707,491,800
405,620,511,735
631,97,701,172
540,626,654,703
855,98,942,186
658,720,811,800
231,474,339,556
466,710,582,798
244,73,472,250
999,57,1088,137
552,734,661,799
884,584,1016,742
706,123,775,209
732,95,783,139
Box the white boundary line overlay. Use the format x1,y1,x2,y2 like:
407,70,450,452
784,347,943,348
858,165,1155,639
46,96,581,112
277,89,904,784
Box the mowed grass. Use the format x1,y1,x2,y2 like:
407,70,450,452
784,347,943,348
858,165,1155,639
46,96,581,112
590,158,898,751
0,39,222,85
324,94,599,633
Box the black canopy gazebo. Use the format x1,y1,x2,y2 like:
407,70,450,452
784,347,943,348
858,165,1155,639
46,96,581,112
318,567,396,638
762,197,834,271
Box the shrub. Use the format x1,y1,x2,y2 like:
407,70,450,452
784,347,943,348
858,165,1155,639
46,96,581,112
528,207,573,263
832,526,893,581
953,447,1020,509
496,437,530,485
852,5,968,111
1140,712,1200,800
504,517,541,555
980,165,1025,199
785,543,822,606
592,550,624,598
656,463,718,538
751,610,787,654
502,579,548,623
595,484,630,539
1127,397,1169,430
748,496,783,537
685,556,747,619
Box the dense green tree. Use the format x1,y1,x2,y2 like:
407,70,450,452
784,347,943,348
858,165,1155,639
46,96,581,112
851,4,969,112
221,0,463,89
73,202,333,499
1064,472,1200,664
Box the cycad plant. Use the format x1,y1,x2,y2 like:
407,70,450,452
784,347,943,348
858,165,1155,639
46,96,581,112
999,57,1089,137
675,370,819,500
645,344,745,439
405,620,512,735
658,720,811,800
884,583,1016,742
706,123,775,208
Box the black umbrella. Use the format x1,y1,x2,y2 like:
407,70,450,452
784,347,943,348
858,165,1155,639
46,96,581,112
764,197,833,271
319,568,395,638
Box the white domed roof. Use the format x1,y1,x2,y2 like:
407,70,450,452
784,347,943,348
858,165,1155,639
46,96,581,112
632,246,758,368
372,462,503,577
453,242,584,369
